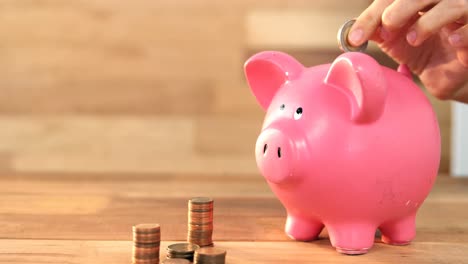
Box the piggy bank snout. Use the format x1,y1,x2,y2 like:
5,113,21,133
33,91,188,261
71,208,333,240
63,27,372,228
255,129,296,184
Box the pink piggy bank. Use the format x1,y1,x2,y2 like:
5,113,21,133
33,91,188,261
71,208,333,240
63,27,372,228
244,51,440,254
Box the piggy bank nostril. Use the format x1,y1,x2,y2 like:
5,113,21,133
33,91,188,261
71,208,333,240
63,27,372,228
277,147,282,158
263,144,268,154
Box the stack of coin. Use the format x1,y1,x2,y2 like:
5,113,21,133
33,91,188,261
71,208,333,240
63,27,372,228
194,247,227,264
166,243,200,262
132,224,161,264
188,197,214,247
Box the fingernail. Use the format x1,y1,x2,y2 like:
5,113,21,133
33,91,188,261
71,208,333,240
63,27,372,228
407,30,417,45
449,34,461,46
348,28,364,46
380,27,390,40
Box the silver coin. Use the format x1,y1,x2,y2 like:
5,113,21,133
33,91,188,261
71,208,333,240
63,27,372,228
167,243,199,253
337,19,368,53
190,197,214,204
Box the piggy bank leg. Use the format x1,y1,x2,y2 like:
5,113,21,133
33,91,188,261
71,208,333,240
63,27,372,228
379,213,416,245
327,224,376,255
285,215,324,241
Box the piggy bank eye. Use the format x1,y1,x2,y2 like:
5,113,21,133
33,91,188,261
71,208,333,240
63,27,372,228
294,107,303,120
280,104,285,110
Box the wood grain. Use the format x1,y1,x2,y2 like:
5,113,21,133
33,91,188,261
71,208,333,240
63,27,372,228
0,80,215,115
246,9,375,50
0,174,467,263
195,116,262,155
0,116,260,174
0,153,13,172
1,240,467,264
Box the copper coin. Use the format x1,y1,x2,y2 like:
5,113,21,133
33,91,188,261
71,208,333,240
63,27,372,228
188,226,213,231
188,238,213,243
189,220,213,225
188,238,213,244
188,239,213,243
189,211,213,217
188,229,213,233
189,203,213,208
166,253,194,258
189,221,212,225
188,237,213,241
189,242,213,247
188,230,213,236
197,247,226,256
189,221,213,226
167,243,199,254
133,232,161,239
166,253,195,262
189,197,213,204
194,247,226,264
189,216,213,222
189,203,213,209
133,233,161,244
134,242,161,248
188,236,213,240
189,207,213,213
133,224,161,234
188,222,213,226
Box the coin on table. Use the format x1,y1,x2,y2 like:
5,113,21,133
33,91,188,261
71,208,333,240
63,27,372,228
189,211,213,217
133,234,161,244
132,223,161,264
190,197,214,204
167,243,200,254
134,243,161,248
337,19,368,53
189,197,214,210
189,223,214,230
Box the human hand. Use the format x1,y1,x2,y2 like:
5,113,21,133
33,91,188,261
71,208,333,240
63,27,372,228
349,0,468,102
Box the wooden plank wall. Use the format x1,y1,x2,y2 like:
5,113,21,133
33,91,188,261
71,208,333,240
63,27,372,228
0,0,451,176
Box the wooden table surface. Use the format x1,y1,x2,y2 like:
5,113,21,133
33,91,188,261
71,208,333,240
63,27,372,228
0,173,467,264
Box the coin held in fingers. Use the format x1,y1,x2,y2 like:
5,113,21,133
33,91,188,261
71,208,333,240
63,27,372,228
337,19,368,53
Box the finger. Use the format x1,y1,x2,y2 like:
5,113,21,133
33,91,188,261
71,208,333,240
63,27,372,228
407,0,468,46
369,25,386,43
348,0,394,46
382,0,440,31
456,47,468,67
449,23,468,48
453,82,468,103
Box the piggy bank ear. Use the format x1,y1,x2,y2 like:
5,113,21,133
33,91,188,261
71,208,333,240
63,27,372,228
244,51,304,110
324,52,387,123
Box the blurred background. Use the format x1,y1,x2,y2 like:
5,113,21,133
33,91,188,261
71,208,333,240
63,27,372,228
0,0,456,178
